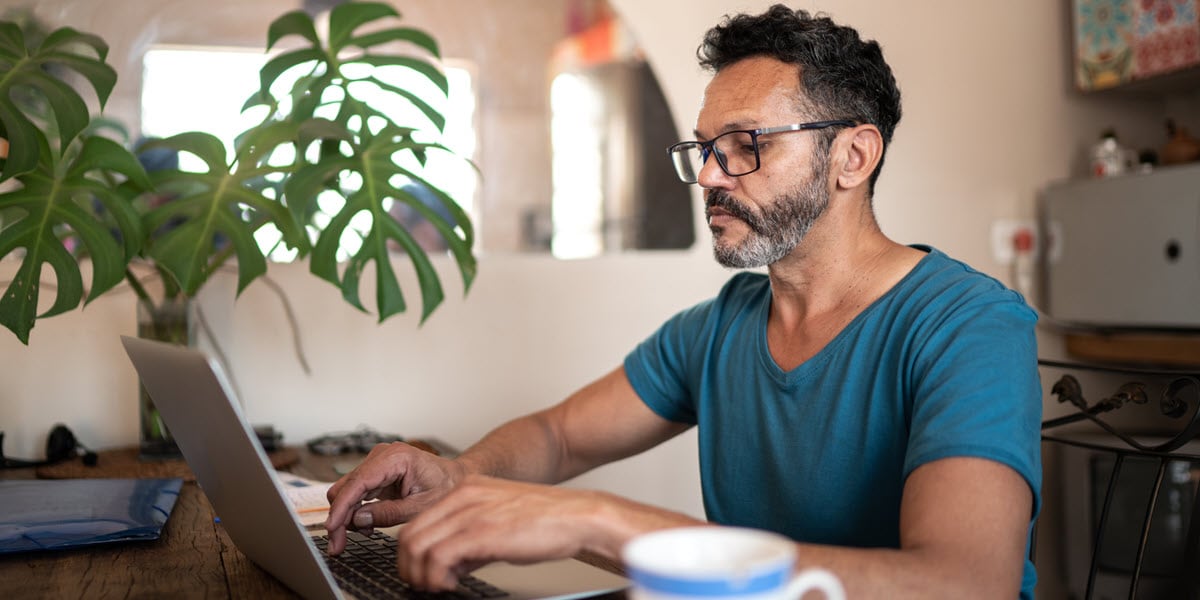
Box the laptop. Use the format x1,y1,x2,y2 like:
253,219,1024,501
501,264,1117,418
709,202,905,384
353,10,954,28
121,335,629,600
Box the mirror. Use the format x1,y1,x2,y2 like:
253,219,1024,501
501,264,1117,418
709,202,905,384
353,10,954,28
6,0,693,257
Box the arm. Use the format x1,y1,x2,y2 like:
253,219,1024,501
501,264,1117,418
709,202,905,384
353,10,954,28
794,456,1032,600
456,365,692,483
324,366,688,553
394,475,706,590
394,455,1031,596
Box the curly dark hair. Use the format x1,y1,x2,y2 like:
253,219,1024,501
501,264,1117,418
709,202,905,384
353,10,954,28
698,5,902,193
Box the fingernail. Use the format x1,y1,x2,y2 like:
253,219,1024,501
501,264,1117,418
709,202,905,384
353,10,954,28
353,510,373,528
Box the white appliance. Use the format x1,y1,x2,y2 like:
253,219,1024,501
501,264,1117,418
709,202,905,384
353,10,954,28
1041,162,1200,328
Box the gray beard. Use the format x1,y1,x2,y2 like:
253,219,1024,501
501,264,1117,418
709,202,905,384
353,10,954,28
708,164,830,269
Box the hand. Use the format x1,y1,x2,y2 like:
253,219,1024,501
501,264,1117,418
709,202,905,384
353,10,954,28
324,442,468,555
394,475,620,591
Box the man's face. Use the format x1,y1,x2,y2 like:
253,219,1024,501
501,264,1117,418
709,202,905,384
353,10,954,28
695,57,833,268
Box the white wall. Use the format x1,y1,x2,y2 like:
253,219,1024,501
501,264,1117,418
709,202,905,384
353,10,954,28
1,1,1174,595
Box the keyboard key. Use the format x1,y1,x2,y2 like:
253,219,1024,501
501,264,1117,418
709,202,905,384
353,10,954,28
314,531,508,600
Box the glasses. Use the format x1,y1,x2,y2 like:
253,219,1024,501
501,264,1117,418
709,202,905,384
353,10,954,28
667,120,856,184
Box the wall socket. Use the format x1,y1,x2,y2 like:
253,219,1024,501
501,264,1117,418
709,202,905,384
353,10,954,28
990,219,1039,265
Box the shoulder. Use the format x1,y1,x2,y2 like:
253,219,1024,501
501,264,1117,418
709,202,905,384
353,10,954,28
900,245,1036,325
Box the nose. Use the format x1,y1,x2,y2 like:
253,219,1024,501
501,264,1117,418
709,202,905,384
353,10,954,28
695,151,735,190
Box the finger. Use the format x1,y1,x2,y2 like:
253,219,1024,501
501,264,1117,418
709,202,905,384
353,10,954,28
326,525,345,555
397,493,494,589
324,499,361,555
400,534,475,591
325,473,390,539
325,477,344,500
326,445,438,554
327,478,388,555
354,496,427,528
425,537,483,591
410,522,505,591
325,445,422,527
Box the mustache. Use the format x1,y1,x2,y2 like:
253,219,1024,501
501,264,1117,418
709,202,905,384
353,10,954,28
705,191,761,232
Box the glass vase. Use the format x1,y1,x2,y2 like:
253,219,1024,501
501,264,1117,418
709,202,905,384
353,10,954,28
136,295,193,459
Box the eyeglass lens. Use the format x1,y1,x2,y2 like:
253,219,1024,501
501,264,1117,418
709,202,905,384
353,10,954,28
670,130,759,183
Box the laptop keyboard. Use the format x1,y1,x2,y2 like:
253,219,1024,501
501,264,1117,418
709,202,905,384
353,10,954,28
313,530,509,600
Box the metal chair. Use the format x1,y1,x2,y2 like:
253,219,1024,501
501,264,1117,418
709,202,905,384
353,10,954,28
1040,359,1200,600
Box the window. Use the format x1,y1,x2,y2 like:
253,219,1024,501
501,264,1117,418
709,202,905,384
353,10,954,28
141,46,477,260
549,72,605,260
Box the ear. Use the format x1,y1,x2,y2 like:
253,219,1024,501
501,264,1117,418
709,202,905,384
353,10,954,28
832,125,884,191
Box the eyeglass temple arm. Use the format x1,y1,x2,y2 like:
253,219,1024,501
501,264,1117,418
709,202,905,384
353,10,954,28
756,120,856,135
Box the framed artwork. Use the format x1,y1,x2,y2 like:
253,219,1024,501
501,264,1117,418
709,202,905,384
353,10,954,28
1075,0,1200,90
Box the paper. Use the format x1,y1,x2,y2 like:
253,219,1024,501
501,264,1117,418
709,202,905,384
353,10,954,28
276,472,333,526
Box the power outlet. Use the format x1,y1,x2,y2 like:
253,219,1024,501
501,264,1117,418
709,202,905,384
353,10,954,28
990,219,1039,265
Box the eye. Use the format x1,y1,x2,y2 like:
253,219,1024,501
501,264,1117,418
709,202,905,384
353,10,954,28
724,140,755,156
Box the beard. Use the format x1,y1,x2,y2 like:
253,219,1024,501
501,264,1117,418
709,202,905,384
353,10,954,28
706,156,831,269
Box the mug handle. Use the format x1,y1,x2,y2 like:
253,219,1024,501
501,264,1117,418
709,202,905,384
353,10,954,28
786,568,846,600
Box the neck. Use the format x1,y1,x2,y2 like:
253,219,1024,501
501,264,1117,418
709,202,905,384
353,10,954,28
764,194,916,330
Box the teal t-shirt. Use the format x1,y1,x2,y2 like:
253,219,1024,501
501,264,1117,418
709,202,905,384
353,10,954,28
624,246,1042,599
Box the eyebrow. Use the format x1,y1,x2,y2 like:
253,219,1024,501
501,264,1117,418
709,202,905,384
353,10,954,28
693,120,762,140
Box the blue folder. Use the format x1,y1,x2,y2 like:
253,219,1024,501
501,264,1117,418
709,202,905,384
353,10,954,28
0,477,183,554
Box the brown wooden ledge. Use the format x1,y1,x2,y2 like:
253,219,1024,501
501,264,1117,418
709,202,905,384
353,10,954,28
1065,332,1200,369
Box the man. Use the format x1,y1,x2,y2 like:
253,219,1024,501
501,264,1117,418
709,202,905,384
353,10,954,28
325,6,1042,599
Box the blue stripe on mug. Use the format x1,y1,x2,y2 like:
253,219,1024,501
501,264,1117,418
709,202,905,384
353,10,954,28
627,565,790,597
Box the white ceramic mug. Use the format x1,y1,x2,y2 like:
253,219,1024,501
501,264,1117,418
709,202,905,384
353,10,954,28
622,526,845,600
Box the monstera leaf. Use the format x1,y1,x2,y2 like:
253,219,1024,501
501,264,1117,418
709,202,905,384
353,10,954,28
0,22,115,182
259,3,447,131
250,2,476,322
0,133,149,343
140,131,310,297
286,122,476,322
0,22,145,344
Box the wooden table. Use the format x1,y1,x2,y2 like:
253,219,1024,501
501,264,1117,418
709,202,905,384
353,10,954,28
0,447,347,599
0,445,624,599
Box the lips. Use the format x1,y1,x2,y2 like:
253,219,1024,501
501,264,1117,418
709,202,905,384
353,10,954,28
706,208,739,230
705,192,748,226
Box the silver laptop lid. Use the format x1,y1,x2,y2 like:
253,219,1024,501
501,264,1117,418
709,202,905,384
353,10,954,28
121,335,342,600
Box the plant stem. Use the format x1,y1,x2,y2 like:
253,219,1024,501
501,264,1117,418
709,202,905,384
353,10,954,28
125,267,158,315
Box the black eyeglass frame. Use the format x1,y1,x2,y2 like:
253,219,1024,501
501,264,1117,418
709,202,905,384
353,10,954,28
667,119,857,184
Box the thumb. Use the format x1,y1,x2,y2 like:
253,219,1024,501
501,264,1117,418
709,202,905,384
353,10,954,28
354,499,420,528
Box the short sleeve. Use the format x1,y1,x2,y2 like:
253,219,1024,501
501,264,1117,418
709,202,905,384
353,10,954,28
904,287,1043,511
623,301,711,425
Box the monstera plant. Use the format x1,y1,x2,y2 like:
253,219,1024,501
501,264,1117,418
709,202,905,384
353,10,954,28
0,1,476,343
0,2,477,453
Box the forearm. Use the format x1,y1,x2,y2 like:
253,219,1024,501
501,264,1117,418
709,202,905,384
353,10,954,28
454,410,571,483
790,543,1020,600
454,367,685,484
580,490,707,561
580,491,1014,593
